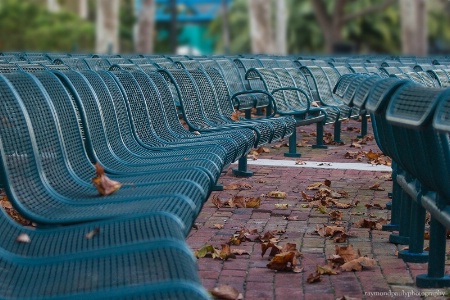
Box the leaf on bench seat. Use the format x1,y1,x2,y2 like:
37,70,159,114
16,233,31,243
231,111,240,122
92,163,122,196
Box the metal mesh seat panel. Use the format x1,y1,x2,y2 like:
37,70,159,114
200,68,289,144
274,68,310,110
0,244,203,299
352,76,383,108
0,213,184,257
0,75,202,226
342,75,370,106
386,85,443,127
34,73,216,187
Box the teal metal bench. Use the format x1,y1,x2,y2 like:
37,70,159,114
0,72,208,231
386,83,450,288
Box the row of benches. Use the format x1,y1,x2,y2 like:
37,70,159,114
0,52,450,296
334,72,450,288
0,54,301,298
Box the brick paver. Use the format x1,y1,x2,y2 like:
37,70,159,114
187,119,450,300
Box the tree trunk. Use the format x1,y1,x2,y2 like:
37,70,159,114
275,0,287,55
96,0,120,53
136,0,155,53
221,0,231,54
79,0,88,19
248,0,274,54
47,0,60,13
400,0,428,55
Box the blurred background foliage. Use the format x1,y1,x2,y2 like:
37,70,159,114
0,0,449,55
0,0,94,52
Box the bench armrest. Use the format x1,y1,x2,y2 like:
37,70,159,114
230,90,277,117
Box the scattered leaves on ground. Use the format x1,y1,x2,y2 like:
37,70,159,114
274,203,289,209
223,182,253,190
212,195,261,209
194,244,237,260
92,163,122,196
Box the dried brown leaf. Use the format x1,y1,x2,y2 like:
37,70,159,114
369,183,385,191
335,245,360,263
329,210,343,221
245,197,261,208
274,203,289,209
223,183,253,190
268,191,287,198
210,285,243,300
212,195,223,208
340,257,376,272
317,264,339,275
85,227,100,239
92,163,122,196
213,224,224,229
307,272,322,283
16,233,31,243
231,111,240,122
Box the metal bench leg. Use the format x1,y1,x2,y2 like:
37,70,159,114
416,217,450,288
383,163,400,231
284,129,301,158
212,183,224,191
333,121,342,143
357,114,368,138
312,122,327,149
398,199,428,262
232,156,254,177
389,189,411,245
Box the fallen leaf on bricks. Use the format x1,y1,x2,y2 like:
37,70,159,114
266,243,303,272
268,191,287,198
210,285,243,300
245,197,261,208
334,245,360,263
223,183,253,190
307,272,322,283
317,264,339,275
340,257,376,272
256,146,270,153
274,203,289,209
212,195,223,208
213,224,224,229
316,225,346,238
329,210,343,221
354,218,387,230
369,183,385,191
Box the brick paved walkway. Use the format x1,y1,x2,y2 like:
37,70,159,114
186,119,450,300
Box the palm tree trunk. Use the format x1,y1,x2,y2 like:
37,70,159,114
96,0,120,53
248,0,274,54
275,0,287,55
136,0,155,53
400,0,428,55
